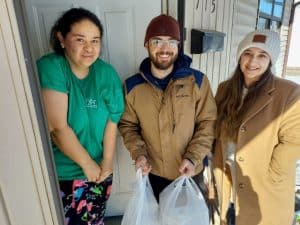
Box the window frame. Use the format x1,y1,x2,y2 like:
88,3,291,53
256,0,286,30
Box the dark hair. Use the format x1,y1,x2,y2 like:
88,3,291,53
50,8,103,55
215,64,272,141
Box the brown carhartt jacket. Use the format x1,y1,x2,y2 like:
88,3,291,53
213,76,300,225
119,57,217,180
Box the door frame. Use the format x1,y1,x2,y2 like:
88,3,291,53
13,0,65,223
0,0,64,224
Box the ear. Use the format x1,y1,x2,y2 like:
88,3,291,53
57,32,64,44
144,41,149,49
57,32,65,49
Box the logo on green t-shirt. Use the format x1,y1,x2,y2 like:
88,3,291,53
85,98,97,108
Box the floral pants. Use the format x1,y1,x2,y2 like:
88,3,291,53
59,174,113,225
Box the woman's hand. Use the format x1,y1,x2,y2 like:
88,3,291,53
99,160,113,182
81,159,102,183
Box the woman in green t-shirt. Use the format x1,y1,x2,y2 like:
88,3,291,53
37,8,124,225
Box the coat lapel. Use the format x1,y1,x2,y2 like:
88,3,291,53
241,76,276,125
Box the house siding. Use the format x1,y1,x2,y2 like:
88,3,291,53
183,0,235,93
171,0,293,93
279,0,293,77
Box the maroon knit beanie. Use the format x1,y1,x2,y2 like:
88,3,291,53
144,14,181,46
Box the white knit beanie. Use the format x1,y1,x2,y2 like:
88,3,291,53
236,30,281,65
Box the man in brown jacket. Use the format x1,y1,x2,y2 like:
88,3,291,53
118,14,217,202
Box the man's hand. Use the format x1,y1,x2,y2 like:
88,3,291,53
179,158,195,177
135,155,152,176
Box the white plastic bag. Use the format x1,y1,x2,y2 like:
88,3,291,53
121,169,159,225
159,175,209,225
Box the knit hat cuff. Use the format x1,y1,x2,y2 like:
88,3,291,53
236,30,280,65
144,14,180,45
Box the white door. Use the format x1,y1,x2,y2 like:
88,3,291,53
22,0,161,216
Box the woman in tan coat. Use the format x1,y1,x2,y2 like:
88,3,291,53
213,29,300,225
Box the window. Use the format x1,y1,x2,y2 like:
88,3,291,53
257,0,285,31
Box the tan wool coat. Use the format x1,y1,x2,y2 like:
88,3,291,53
213,76,300,225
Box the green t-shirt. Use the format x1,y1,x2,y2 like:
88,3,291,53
37,53,124,180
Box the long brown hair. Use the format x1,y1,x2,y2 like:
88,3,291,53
215,64,272,141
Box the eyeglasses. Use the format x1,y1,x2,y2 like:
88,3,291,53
149,39,179,48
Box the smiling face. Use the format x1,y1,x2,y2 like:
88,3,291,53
239,47,271,87
145,36,179,78
58,19,101,77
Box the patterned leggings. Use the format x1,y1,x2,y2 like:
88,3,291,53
59,174,113,225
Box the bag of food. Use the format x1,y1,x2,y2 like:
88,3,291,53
121,169,159,225
159,175,209,225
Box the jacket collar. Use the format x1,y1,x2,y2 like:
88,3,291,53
242,75,276,125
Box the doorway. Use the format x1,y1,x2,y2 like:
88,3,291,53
14,0,161,218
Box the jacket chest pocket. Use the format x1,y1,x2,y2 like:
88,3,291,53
173,84,193,104
172,84,195,120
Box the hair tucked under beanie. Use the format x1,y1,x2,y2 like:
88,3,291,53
144,14,180,46
236,29,281,65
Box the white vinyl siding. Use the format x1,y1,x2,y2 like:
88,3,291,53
229,0,258,76
183,0,258,94
180,0,293,93
183,0,235,94
278,0,293,76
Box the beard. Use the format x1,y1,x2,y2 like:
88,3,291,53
148,50,178,70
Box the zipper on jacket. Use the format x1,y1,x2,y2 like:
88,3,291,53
172,122,176,133
161,82,176,134
161,96,165,104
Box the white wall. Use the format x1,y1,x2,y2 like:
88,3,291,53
287,2,300,68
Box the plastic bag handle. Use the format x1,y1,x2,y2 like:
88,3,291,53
136,168,143,180
160,175,187,208
172,175,188,187
172,175,205,200
135,168,154,195
188,177,205,199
